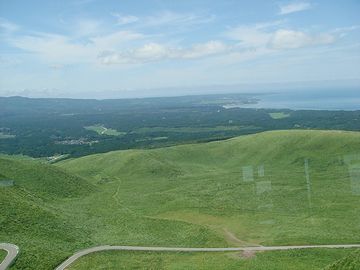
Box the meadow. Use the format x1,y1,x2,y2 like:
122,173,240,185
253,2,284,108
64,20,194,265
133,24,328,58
325,250,360,270
1,130,359,269
0,250,6,262
69,249,355,270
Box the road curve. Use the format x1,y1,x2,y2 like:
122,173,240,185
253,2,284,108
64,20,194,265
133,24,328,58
55,244,360,270
0,243,19,270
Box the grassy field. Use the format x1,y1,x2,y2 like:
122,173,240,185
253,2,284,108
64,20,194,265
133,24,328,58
84,125,126,136
1,130,360,269
269,112,291,119
0,250,6,263
325,250,360,270
69,249,356,270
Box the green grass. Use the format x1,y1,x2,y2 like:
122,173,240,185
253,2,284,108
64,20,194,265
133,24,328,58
1,130,360,269
269,112,291,119
0,156,95,269
325,250,360,270
69,249,355,270
0,250,6,263
84,125,126,136
59,130,360,268
59,130,360,244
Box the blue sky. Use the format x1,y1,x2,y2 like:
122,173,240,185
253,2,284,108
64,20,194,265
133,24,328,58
0,0,359,98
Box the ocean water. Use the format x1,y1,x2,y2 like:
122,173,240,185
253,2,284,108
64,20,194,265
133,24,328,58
241,89,360,111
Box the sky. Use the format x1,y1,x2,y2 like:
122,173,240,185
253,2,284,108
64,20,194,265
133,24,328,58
0,0,359,98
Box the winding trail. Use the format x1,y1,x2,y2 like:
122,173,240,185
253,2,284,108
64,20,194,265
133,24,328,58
0,243,19,270
55,244,360,270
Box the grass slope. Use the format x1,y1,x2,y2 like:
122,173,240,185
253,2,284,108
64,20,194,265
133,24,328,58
70,249,355,270
0,157,95,269
1,130,359,269
324,250,360,270
57,130,360,269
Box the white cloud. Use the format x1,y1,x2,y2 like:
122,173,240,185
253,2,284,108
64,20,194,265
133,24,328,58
10,33,93,63
97,40,230,64
279,2,312,15
8,30,145,65
111,11,215,29
225,25,272,47
331,25,360,38
143,11,215,27
73,19,102,37
0,18,19,33
112,13,139,25
181,41,228,59
90,30,145,49
271,30,335,49
133,43,170,61
2,14,339,69
226,21,335,50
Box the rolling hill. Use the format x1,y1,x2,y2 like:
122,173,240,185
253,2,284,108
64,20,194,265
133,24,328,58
1,130,360,269
58,130,360,269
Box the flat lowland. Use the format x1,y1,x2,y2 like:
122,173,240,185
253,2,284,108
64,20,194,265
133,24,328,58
1,130,360,269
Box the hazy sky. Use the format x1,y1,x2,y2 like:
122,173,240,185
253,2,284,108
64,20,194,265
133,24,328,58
0,0,359,98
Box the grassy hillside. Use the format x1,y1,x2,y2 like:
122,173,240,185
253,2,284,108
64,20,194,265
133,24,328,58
0,156,94,198
325,250,360,270
58,130,360,269
0,156,95,269
69,248,355,270
60,130,360,246
1,130,360,269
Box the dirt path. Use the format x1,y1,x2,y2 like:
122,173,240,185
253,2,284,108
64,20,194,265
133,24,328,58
223,228,260,247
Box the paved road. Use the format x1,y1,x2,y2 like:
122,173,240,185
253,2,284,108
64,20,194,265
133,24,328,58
55,244,360,270
0,243,19,270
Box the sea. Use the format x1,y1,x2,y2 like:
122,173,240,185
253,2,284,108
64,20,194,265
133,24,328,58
240,89,360,111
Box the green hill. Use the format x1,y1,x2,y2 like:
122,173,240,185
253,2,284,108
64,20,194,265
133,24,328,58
324,250,360,270
0,156,94,198
1,130,360,269
59,130,360,245
0,156,95,269
58,130,360,269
